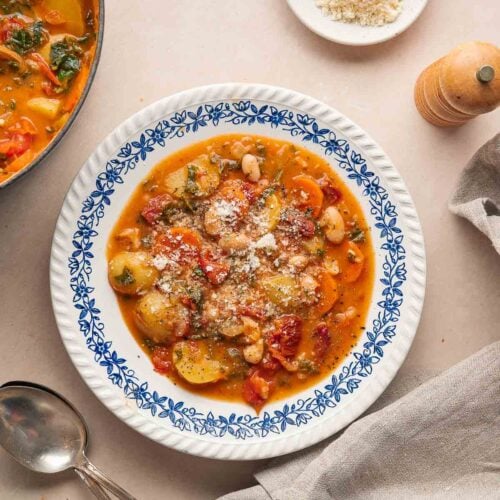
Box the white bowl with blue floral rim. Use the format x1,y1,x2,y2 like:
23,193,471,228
50,83,426,460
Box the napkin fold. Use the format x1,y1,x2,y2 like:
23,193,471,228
220,342,500,500
449,133,500,254
219,135,500,500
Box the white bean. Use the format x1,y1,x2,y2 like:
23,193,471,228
300,274,319,295
335,306,358,323
219,233,251,252
241,316,261,343
243,339,264,364
204,205,223,235
220,320,244,338
300,273,319,304
241,154,261,182
320,206,345,244
289,255,309,271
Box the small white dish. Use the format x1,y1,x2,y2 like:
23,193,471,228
50,83,426,460
287,0,428,46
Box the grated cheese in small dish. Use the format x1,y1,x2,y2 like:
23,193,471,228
315,0,403,26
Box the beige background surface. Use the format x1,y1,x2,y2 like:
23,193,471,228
0,1,499,499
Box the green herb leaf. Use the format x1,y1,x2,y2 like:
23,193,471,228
187,285,204,310
347,249,358,263
6,21,45,55
114,267,135,286
50,38,83,82
185,164,199,195
273,168,284,183
258,185,276,207
192,266,206,278
349,227,365,243
298,358,319,374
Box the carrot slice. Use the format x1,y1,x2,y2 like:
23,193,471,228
291,175,324,217
316,271,339,316
168,227,202,250
5,149,35,173
8,116,38,135
343,241,365,283
29,53,61,87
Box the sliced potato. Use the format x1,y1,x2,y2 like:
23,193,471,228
164,155,220,199
39,0,85,36
164,166,188,198
263,193,282,231
134,291,187,344
188,154,220,198
27,98,61,119
260,274,300,309
303,235,325,255
108,251,158,295
173,341,223,384
54,112,70,131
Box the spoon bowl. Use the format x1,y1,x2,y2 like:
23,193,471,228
0,382,87,474
0,381,135,499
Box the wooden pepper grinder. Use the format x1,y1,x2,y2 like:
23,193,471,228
415,41,500,127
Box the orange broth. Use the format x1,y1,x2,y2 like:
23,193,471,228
107,134,374,411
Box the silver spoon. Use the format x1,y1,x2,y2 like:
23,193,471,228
0,381,136,500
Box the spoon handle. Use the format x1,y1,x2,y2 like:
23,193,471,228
77,458,137,500
74,468,112,500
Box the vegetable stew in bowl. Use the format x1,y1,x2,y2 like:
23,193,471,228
0,0,102,187
107,134,374,412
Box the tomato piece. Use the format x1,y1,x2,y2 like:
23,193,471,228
316,272,339,316
312,323,331,362
242,376,264,409
180,295,197,311
260,352,281,372
141,194,175,225
241,181,258,204
268,315,302,358
242,367,275,411
0,18,24,43
319,177,342,204
28,53,61,86
0,133,32,158
238,305,266,321
343,241,365,283
154,227,201,264
198,248,230,285
41,80,58,97
151,346,173,375
291,175,324,218
281,209,315,239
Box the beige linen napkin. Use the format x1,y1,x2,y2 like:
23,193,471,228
449,133,500,254
219,342,500,500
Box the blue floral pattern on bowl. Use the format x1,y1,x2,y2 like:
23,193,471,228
69,100,405,439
